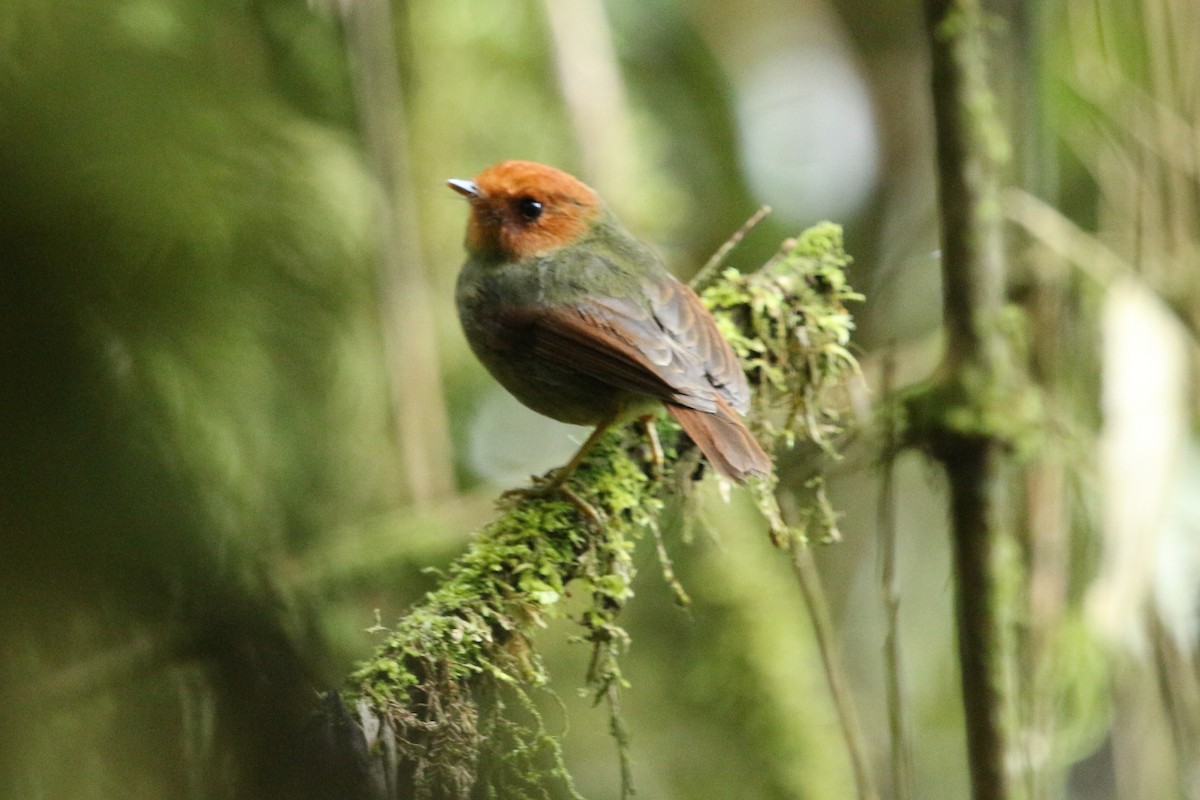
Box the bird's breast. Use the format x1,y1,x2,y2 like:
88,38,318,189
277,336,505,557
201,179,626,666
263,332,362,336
455,258,634,426
455,259,535,353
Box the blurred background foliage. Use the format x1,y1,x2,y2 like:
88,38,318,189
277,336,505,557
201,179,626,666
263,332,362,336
1,0,1198,799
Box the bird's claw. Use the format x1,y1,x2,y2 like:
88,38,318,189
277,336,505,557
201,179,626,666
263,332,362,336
499,476,606,528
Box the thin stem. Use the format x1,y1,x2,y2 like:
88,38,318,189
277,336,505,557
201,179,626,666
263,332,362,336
607,680,635,800
789,537,880,800
650,517,691,607
878,351,914,800
692,205,773,292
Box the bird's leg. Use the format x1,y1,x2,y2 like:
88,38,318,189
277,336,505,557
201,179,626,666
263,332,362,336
500,418,614,527
545,420,613,489
639,414,664,478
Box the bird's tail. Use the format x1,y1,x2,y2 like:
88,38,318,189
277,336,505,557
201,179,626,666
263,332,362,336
667,398,771,483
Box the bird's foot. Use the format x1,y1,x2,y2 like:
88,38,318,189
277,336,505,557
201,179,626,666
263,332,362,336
500,473,606,528
639,415,665,480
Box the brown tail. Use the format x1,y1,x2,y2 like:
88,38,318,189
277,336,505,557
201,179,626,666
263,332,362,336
667,398,771,483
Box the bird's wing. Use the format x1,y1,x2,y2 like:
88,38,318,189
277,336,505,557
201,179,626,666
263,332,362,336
638,275,751,413
506,274,750,415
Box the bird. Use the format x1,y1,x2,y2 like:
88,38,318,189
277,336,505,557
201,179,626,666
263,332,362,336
448,160,770,502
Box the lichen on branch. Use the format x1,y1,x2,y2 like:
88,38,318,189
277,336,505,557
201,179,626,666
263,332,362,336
345,222,861,800
703,222,862,452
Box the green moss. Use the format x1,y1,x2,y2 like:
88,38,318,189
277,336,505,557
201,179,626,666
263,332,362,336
345,429,659,798
898,307,1044,462
703,222,862,545
703,222,862,452
346,223,861,798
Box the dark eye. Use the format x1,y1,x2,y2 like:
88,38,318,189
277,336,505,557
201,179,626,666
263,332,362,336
515,197,543,222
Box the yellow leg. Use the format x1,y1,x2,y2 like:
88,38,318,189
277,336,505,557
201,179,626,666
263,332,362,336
500,416,615,527
547,418,614,488
639,415,664,476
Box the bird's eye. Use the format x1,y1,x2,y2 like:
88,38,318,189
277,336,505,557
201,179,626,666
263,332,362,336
515,197,543,222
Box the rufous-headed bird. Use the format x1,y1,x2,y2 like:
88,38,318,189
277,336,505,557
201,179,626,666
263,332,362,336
449,160,770,499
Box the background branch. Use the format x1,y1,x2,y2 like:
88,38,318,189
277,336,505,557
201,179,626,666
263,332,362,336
912,1,1028,799
878,350,914,800
339,0,455,506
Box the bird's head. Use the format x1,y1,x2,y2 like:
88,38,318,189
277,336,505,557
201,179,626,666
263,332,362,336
447,161,601,261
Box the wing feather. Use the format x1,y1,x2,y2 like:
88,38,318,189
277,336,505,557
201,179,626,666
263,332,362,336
502,272,750,415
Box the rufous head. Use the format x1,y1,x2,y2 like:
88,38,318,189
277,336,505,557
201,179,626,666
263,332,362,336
447,161,601,260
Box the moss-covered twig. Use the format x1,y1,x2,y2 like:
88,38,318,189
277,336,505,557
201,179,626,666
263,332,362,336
912,1,1037,799
346,223,861,799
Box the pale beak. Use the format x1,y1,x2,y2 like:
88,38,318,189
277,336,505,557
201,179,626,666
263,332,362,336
446,179,481,199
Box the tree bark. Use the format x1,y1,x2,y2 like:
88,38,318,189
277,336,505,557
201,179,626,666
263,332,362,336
920,0,1012,798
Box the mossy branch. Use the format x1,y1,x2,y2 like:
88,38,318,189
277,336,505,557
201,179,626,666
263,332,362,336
910,1,1038,799
345,223,861,800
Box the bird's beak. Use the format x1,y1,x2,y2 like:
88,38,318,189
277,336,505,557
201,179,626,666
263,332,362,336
446,179,481,199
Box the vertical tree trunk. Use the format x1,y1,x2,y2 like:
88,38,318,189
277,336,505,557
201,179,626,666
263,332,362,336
919,1,1014,798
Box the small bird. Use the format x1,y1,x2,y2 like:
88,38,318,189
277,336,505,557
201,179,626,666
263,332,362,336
448,160,770,495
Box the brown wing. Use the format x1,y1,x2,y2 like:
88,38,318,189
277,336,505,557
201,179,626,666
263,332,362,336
505,274,751,415
640,276,751,413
